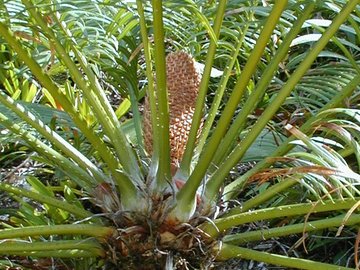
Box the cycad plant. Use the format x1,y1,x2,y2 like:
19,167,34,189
1,0,360,269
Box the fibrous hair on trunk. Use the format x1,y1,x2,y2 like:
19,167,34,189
143,51,201,173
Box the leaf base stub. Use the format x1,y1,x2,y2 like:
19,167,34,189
104,196,217,269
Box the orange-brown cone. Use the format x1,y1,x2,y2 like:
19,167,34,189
143,52,201,172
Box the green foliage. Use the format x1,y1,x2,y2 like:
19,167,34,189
0,0,360,269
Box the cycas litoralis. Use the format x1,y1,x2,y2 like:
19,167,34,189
0,0,360,269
